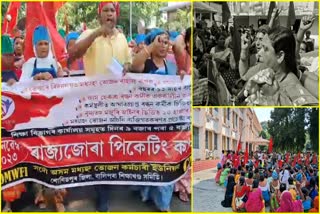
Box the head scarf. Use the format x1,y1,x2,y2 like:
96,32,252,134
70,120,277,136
98,2,120,17
135,34,146,45
277,191,303,212
217,163,222,169
2,35,14,54
144,28,167,46
296,173,302,182
272,171,279,180
33,25,51,46
65,32,80,47
169,31,179,42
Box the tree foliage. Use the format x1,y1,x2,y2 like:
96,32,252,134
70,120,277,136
267,108,318,153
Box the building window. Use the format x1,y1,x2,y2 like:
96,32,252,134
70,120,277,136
214,133,218,150
215,108,218,112
227,137,230,150
205,131,209,149
193,127,199,149
234,114,238,129
223,109,227,123
227,109,230,121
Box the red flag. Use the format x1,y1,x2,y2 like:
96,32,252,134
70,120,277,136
244,145,249,165
2,91,63,131
24,2,66,65
312,153,317,164
287,2,296,28
285,152,290,163
278,160,283,168
233,153,239,168
297,152,302,165
268,137,273,154
2,2,21,37
305,153,310,166
236,134,242,154
43,2,65,29
222,2,231,25
293,154,298,165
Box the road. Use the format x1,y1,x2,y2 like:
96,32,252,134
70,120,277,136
193,168,231,212
4,184,190,212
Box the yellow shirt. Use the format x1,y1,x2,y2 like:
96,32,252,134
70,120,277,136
77,29,131,76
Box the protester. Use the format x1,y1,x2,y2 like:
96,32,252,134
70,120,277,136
221,175,236,208
245,179,264,212
2,35,19,85
20,25,64,81
69,2,131,76
276,191,303,212
232,176,250,211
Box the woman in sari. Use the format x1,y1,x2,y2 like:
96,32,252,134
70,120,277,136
244,26,318,106
245,171,254,189
65,32,84,74
232,176,250,211
221,175,236,208
131,28,179,211
215,163,223,184
276,191,303,212
245,179,264,212
210,32,237,92
220,165,230,186
270,171,280,212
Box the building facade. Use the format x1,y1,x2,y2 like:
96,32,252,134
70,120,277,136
193,108,268,161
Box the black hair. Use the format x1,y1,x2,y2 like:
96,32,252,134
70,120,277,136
288,177,294,185
238,166,242,171
240,171,246,177
223,164,227,169
248,171,254,179
13,36,24,43
252,179,259,188
239,176,245,186
254,168,259,174
280,183,287,193
259,174,265,182
268,26,298,78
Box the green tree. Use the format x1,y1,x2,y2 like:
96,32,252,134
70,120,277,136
307,108,319,153
267,108,315,153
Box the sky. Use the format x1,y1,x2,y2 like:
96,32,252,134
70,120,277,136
254,108,273,123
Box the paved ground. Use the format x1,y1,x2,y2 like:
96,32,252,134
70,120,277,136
193,164,271,212
4,184,191,212
193,168,232,212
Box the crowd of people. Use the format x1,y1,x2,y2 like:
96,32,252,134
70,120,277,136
1,2,191,212
193,6,318,106
215,149,318,212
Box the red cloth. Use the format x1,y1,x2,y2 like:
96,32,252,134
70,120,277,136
285,153,290,164
24,2,66,65
43,2,65,29
268,137,273,154
312,153,317,164
278,160,283,168
98,2,120,17
244,145,249,165
233,154,239,168
305,154,310,166
236,135,242,154
2,2,21,37
297,152,302,165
